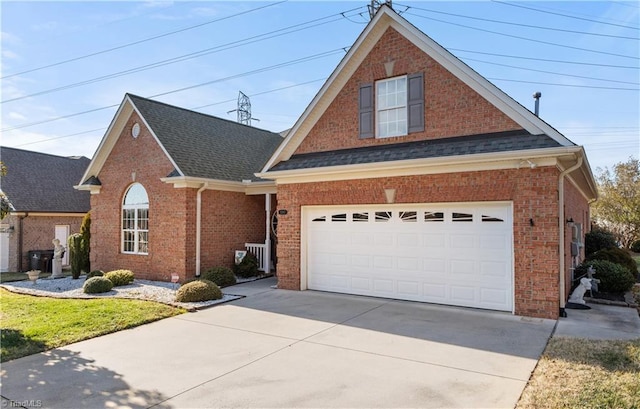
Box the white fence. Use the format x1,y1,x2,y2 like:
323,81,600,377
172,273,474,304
245,243,266,272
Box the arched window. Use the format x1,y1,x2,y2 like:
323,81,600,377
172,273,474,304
122,183,149,254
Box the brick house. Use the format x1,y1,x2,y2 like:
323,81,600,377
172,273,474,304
0,147,91,272
257,5,597,319
78,6,596,319
76,94,282,282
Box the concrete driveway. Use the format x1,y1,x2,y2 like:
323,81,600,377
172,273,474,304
1,278,555,408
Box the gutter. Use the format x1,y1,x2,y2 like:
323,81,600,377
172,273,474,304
558,155,583,318
195,183,208,277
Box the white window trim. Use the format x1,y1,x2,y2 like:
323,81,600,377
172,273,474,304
122,184,149,255
376,75,408,139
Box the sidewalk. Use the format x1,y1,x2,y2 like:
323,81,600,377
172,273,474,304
554,302,640,340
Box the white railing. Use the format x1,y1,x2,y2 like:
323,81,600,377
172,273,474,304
245,243,266,272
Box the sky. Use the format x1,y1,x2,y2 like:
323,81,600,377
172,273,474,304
1,1,638,175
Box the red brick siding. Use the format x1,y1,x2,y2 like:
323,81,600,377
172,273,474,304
90,112,268,282
563,179,591,299
90,112,191,281
275,167,563,319
6,214,84,272
295,27,522,154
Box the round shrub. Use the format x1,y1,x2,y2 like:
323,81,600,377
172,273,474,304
83,276,114,294
105,269,135,287
631,239,640,253
587,247,638,277
86,270,104,280
202,266,236,287
175,279,222,303
574,260,636,293
585,229,618,256
234,252,259,278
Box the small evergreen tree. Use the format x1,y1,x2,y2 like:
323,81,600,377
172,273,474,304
80,212,91,273
68,233,83,279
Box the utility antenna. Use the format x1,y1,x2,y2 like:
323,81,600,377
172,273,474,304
227,91,259,126
368,0,392,19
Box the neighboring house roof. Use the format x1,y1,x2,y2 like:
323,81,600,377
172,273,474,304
270,130,561,172
79,94,284,187
0,147,90,213
261,4,577,173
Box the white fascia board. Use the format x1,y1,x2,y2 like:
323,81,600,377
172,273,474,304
261,7,574,173
73,184,102,195
128,99,184,178
257,146,582,185
261,10,390,173
77,95,132,186
161,176,275,194
386,12,573,146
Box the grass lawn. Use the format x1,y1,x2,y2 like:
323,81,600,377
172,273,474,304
0,288,185,362
517,337,640,409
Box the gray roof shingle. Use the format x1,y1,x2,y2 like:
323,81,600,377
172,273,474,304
0,147,91,213
128,94,284,182
269,130,562,172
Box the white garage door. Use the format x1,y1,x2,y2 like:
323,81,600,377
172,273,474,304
304,202,513,312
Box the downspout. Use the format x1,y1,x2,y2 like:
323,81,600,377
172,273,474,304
195,183,208,277
558,155,582,318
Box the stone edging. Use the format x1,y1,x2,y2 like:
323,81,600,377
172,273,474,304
584,291,638,308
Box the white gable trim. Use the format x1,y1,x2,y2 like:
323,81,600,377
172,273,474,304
261,5,574,173
75,95,184,189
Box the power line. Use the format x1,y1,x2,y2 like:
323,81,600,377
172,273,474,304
492,0,640,31
450,49,639,70
1,7,363,104
406,12,639,60
464,57,640,86
0,1,286,80
9,78,329,147
1,49,346,132
488,77,639,91
398,3,639,40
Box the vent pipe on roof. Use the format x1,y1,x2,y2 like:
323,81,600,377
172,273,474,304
533,92,542,117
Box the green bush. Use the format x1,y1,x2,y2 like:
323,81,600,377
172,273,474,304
630,240,640,253
175,279,222,302
105,269,135,287
575,260,636,293
585,229,618,256
202,266,236,287
85,270,104,280
234,252,259,278
587,247,638,277
83,276,114,294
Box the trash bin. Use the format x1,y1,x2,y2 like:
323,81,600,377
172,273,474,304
27,250,54,273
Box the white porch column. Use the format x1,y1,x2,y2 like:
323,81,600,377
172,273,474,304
264,193,271,273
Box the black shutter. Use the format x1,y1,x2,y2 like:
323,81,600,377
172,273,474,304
407,72,424,133
359,82,374,139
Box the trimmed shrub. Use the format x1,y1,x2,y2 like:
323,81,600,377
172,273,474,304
234,252,259,278
585,229,618,256
105,269,135,287
631,240,640,253
80,212,91,273
574,260,636,293
587,247,638,277
83,276,113,294
86,270,104,280
175,279,222,302
202,266,236,287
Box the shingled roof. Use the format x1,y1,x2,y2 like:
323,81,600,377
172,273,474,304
269,130,562,172
128,94,284,182
1,147,90,213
